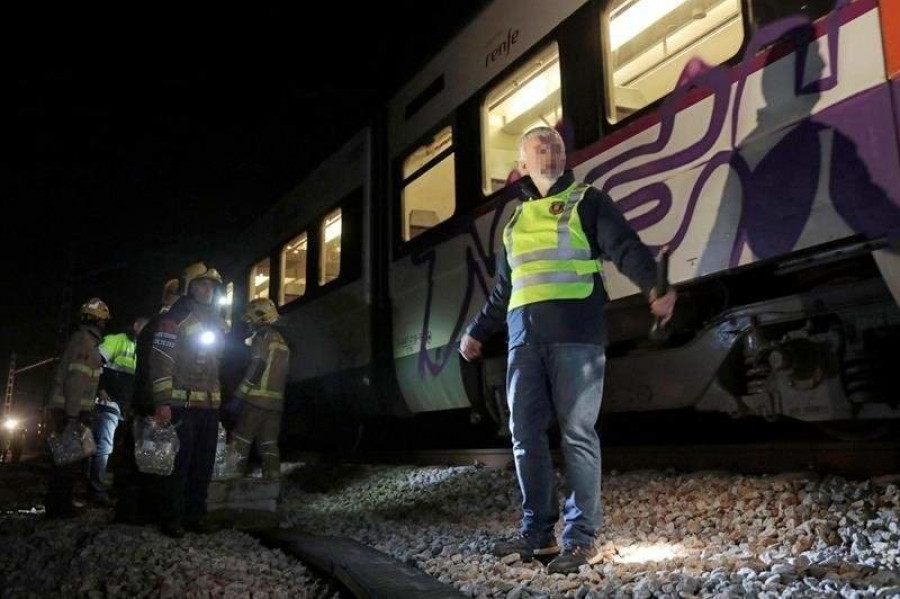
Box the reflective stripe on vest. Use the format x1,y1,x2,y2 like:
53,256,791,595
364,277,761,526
504,182,603,311
243,340,289,401
99,333,137,374
49,394,96,412
153,377,173,394
68,362,103,379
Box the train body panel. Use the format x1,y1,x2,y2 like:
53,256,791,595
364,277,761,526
217,0,900,429
390,197,518,413
387,0,588,160
216,130,377,422
577,3,900,298
383,0,900,421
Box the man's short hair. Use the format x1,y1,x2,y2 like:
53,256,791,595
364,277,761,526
518,127,565,161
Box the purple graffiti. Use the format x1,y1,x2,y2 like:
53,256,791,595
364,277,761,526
586,5,842,222
584,0,900,268
588,62,732,195
414,200,509,377
412,0,900,377
615,183,673,237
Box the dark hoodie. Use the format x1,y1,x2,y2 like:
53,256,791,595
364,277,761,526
465,170,658,349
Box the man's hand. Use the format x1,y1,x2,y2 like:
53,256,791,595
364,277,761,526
155,405,172,424
649,287,678,324
459,334,484,362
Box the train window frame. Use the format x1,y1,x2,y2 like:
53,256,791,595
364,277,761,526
248,256,272,302
219,282,234,329
391,27,577,259
746,0,836,33
279,231,309,306
480,41,564,196
600,0,747,126
318,208,343,287
469,31,572,207
271,188,363,315
394,120,459,246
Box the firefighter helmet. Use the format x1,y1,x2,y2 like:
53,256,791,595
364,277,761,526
80,298,111,321
180,262,224,294
244,298,279,326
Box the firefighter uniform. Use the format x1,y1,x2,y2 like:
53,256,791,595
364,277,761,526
149,264,225,534
113,310,167,523
45,298,110,518
231,298,290,480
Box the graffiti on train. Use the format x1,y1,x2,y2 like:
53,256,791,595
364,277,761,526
415,0,900,377
585,0,898,272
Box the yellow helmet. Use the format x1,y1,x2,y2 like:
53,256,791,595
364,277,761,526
80,298,111,321
161,279,180,306
244,298,279,326
180,262,224,294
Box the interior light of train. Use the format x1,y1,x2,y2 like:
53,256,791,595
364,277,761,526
610,0,692,50
324,217,342,243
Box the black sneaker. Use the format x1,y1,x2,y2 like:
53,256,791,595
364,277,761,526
492,534,560,562
547,544,602,574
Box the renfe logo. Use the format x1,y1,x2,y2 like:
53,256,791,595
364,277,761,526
485,28,519,68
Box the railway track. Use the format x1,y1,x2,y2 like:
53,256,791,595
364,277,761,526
287,440,900,478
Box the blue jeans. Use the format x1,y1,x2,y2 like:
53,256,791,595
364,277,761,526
90,404,120,498
507,343,605,548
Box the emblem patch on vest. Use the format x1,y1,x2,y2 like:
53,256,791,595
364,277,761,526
549,201,565,215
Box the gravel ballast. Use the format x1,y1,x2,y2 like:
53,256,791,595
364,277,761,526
0,510,336,598
279,462,900,598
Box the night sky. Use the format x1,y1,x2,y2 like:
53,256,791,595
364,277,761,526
3,3,489,411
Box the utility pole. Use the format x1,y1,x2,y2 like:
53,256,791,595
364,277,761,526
4,353,58,418
3,354,15,419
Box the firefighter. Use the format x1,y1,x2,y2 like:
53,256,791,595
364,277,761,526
114,285,180,525
44,298,111,518
229,298,290,480
149,262,226,537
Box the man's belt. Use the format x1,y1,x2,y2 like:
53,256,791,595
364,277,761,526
171,388,221,408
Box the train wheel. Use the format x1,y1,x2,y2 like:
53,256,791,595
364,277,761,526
481,389,511,437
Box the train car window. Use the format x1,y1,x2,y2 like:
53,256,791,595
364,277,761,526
602,0,745,124
249,258,271,300
219,282,234,328
399,126,456,241
482,43,562,195
749,0,835,31
279,232,308,305
319,209,342,286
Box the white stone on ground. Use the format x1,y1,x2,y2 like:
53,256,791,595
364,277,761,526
0,511,336,598
279,463,900,598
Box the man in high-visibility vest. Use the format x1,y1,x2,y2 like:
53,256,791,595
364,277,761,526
460,127,677,573
229,298,290,480
88,317,148,505
45,298,111,518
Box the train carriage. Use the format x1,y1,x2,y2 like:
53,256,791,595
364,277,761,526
217,0,900,438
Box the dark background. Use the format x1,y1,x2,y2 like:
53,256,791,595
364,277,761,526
2,3,490,415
